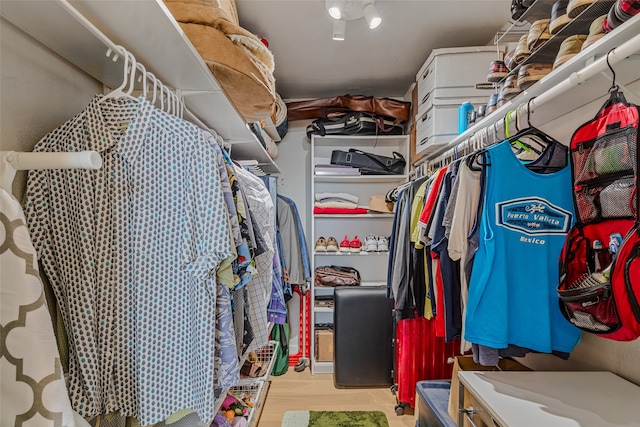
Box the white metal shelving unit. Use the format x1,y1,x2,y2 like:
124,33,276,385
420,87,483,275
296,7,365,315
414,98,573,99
0,0,281,174
309,134,409,374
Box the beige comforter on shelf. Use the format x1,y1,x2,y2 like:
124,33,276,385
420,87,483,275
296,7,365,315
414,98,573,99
165,0,276,122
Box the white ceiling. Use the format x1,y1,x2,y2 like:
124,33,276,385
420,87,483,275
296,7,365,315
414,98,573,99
235,0,514,100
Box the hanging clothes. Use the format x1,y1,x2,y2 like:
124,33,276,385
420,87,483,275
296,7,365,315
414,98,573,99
235,166,275,354
24,96,239,425
464,140,581,354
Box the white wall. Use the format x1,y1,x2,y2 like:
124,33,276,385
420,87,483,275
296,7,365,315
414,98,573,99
1,18,102,199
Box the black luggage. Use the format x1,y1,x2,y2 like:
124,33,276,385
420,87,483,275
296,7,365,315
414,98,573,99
333,286,394,388
330,149,406,175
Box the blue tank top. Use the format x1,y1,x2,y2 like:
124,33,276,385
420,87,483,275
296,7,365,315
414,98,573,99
464,141,581,353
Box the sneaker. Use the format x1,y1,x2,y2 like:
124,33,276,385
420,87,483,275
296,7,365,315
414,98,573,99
364,234,378,252
339,235,351,252
326,236,339,252
350,235,362,253
377,236,389,252
314,236,327,252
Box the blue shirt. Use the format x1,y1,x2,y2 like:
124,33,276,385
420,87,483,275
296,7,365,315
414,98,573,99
465,141,581,353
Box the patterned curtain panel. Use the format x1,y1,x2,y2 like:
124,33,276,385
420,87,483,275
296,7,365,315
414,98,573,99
1,188,89,427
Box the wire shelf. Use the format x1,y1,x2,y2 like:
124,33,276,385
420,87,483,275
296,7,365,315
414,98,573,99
226,380,266,427
238,340,279,384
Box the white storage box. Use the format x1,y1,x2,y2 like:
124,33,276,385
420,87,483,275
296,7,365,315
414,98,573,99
416,46,498,116
415,97,487,156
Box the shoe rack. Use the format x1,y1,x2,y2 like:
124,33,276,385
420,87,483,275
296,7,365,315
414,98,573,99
309,134,410,374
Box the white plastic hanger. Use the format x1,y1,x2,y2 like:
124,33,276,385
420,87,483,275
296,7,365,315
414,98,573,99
98,46,138,103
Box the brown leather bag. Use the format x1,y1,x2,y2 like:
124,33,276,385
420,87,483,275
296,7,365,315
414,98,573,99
314,265,361,287
286,94,411,123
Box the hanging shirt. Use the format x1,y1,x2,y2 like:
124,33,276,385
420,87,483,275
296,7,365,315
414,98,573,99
447,157,483,353
464,141,581,353
24,96,134,416
235,167,275,354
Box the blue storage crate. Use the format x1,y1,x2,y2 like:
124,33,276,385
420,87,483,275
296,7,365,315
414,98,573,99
416,380,456,427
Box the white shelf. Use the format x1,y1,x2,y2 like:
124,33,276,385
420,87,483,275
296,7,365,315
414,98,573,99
313,174,407,183
310,133,408,375
314,251,390,256
0,0,280,174
314,213,395,218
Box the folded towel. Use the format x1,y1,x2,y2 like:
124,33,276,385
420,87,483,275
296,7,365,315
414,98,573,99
315,192,359,204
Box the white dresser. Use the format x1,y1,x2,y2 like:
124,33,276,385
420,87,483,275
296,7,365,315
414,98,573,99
458,371,640,427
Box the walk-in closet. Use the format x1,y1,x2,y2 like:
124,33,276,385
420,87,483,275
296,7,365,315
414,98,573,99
2,1,640,427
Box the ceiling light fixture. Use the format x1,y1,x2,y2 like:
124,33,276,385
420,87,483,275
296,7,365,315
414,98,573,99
363,2,381,29
332,19,346,40
325,0,382,40
327,2,342,19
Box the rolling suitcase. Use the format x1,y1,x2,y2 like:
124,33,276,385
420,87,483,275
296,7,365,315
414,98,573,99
333,286,394,388
394,315,460,413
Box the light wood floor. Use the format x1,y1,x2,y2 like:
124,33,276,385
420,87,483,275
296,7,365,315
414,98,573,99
255,369,416,427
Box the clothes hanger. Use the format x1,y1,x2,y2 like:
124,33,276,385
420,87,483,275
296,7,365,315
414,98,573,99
147,72,158,106
505,109,539,154
98,46,138,103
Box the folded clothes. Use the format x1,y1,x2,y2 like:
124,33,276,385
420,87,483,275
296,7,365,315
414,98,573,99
315,192,359,204
314,201,358,209
313,207,369,215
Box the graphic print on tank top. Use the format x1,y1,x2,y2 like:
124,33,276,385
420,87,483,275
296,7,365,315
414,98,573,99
495,196,573,241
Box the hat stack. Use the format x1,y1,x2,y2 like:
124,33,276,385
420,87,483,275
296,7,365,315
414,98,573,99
553,35,588,69
603,0,640,32
500,74,522,101
582,15,607,50
518,63,553,90
567,0,597,18
550,0,572,34
514,34,532,64
527,19,552,51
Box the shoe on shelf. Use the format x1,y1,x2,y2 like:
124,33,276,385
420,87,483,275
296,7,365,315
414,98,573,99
314,236,327,252
364,234,378,252
326,236,339,252
350,235,362,253
339,235,351,252
377,236,389,252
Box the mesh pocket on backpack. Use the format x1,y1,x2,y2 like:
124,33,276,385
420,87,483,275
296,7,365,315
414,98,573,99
601,178,636,218
575,185,601,223
573,128,637,185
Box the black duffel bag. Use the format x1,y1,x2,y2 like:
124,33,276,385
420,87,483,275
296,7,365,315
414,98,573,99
331,149,406,175
306,111,404,138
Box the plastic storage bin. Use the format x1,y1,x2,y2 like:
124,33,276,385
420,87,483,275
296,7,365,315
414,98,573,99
416,46,498,119
416,381,457,427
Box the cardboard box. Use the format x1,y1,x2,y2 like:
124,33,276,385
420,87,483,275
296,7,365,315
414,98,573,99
448,356,531,426
315,329,334,362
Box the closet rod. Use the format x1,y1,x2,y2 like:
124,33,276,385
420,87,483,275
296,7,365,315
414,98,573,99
1,150,102,192
426,29,640,169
